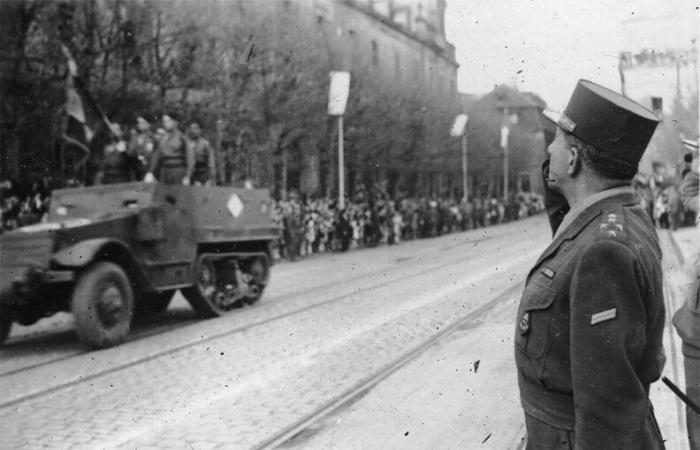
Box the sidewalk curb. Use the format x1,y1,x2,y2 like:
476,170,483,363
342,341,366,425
666,229,687,267
658,229,691,450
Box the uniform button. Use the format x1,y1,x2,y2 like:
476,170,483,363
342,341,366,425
520,312,530,334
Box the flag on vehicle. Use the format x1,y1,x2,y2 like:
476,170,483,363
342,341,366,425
61,45,114,158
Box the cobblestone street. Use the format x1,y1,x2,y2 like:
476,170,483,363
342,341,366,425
0,216,693,449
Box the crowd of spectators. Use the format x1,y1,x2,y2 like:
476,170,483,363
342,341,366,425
2,173,548,268
271,188,545,261
0,177,64,232
633,168,696,231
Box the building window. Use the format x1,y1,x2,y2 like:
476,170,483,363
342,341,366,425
371,40,379,66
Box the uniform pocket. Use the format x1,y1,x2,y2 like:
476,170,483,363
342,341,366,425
516,278,557,358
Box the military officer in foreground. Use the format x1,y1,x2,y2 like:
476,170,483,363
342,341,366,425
516,80,665,449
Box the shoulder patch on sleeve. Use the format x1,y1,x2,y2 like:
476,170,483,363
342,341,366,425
591,308,617,325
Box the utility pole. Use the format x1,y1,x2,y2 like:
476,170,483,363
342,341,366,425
328,71,351,210
337,115,345,210
462,131,468,202
450,114,469,202
501,106,510,200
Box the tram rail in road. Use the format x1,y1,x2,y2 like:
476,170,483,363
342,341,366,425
255,283,523,450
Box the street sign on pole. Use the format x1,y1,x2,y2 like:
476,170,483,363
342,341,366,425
501,124,509,200
450,114,468,137
500,125,509,148
328,71,350,116
328,71,351,210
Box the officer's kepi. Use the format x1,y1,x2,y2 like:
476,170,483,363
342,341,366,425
557,79,660,165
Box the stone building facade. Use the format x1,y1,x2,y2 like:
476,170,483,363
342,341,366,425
285,0,461,198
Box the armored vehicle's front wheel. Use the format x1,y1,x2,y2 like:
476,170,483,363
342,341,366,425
71,262,134,349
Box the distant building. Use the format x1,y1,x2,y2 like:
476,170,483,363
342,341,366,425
464,84,549,199
618,9,698,175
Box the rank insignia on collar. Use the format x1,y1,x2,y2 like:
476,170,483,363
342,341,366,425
600,221,623,236
520,312,530,334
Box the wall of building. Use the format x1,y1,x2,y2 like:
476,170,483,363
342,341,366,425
311,0,461,198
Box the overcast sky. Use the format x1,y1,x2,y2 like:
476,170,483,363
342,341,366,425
444,0,697,110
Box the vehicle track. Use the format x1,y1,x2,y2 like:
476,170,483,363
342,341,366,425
0,220,544,409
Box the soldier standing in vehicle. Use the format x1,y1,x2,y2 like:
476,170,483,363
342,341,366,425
96,123,137,185
144,113,194,185
516,80,665,449
129,115,156,180
187,120,217,186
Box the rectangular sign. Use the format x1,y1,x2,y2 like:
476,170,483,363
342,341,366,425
450,114,468,137
500,125,510,148
328,71,351,116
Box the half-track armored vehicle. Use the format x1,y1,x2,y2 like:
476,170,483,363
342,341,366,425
0,182,279,348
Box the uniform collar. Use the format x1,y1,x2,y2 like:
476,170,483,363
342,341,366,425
529,186,636,277
553,186,634,241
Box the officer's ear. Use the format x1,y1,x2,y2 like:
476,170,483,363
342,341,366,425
567,146,581,176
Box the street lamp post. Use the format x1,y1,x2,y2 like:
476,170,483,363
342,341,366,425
328,71,351,210
462,131,468,202
501,106,510,201
450,114,469,202
337,114,345,210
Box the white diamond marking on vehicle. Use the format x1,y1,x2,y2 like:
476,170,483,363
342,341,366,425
227,194,244,218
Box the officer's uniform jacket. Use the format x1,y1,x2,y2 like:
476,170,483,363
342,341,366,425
515,187,666,449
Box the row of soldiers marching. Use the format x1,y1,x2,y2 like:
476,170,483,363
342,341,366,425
98,112,216,186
